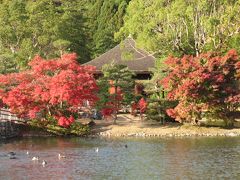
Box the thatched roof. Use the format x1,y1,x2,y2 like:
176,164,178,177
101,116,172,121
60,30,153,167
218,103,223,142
84,37,156,74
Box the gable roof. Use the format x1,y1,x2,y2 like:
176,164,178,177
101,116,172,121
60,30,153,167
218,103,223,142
84,37,156,74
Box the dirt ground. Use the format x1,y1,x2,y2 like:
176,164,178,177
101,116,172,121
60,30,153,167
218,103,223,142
78,114,240,137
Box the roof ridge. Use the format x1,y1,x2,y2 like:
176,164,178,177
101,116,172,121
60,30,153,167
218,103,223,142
84,37,155,64
84,37,156,73
124,38,156,59
125,37,156,58
84,42,121,64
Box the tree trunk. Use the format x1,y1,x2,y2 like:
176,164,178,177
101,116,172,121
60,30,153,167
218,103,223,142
140,111,142,121
113,110,117,124
113,85,118,124
47,105,52,116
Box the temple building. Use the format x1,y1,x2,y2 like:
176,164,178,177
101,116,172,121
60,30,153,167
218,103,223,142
84,37,156,80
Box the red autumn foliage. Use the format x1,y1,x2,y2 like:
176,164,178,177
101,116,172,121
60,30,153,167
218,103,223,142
0,53,98,127
138,98,147,114
100,90,123,118
161,49,240,122
130,98,147,117
101,107,114,118
131,102,138,116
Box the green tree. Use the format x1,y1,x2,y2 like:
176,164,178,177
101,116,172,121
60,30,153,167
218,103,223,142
0,0,131,72
99,63,135,123
0,53,17,74
86,0,131,58
0,0,28,70
56,0,91,63
116,0,240,57
95,76,111,111
0,0,90,70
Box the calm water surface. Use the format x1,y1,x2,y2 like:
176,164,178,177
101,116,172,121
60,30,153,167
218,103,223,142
0,136,240,180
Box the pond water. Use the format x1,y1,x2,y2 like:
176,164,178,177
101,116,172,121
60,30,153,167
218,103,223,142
0,136,240,180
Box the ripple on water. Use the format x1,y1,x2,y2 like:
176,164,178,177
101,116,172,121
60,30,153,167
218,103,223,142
0,137,240,179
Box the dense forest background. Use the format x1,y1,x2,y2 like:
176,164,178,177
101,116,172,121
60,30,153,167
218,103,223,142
0,0,131,73
0,0,239,73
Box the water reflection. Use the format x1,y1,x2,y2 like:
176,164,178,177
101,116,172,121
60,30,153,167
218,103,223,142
0,137,240,179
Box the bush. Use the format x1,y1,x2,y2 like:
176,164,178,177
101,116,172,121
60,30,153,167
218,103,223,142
146,95,177,124
27,117,90,136
161,50,240,126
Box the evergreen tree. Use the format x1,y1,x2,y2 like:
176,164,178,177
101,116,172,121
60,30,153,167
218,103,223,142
56,1,91,63
86,0,131,58
98,63,135,123
0,0,90,70
0,0,131,72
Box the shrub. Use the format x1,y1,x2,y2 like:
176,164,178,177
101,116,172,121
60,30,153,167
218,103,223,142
146,94,177,124
27,117,90,136
161,49,240,127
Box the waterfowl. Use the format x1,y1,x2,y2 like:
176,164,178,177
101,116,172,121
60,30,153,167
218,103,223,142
42,160,47,167
32,156,39,161
95,147,99,153
9,156,17,159
8,152,17,159
26,151,29,155
8,152,16,156
125,144,128,148
58,153,66,159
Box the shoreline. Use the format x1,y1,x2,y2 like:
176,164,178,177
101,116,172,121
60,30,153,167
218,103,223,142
97,129,240,138
3,127,240,139
3,114,240,139
88,114,240,138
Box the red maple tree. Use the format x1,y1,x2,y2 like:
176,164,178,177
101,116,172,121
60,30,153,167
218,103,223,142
161,49,240,126
0,54,98,127
138,97,147,120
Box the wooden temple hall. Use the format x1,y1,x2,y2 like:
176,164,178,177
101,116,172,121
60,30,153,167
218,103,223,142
84,37,156,80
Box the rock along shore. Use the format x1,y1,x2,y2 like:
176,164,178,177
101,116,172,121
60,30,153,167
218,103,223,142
98,130,240,138
94,122,240,138
82,114,240,138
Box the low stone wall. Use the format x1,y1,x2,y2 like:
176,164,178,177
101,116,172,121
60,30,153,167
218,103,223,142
0,120,20,139
0,108,21,139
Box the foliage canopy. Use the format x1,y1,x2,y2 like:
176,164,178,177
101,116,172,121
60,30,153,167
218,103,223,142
0,53,98,127
117,0,240,57
161,49,240,127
